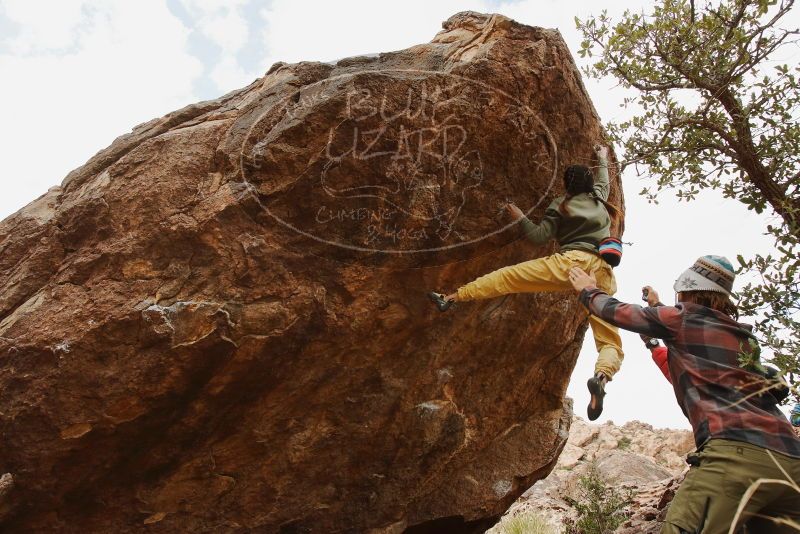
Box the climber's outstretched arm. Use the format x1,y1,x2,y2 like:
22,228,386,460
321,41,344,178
582,289,680,339
507,201,558,246
568,267,679,339
593,144,610,201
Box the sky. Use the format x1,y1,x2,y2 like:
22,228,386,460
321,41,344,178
0,0,796,430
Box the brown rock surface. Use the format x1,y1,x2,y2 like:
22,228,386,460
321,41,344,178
0,12,622,533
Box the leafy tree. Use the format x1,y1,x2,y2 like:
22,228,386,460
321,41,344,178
576,0,800,398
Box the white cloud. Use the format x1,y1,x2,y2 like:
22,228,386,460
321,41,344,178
197,9,248,53
0,1,203,219
181,0,247,13
0,0,87,53
258,0,488,68
177,0,254,93
179,0,250,53
210,55,256,92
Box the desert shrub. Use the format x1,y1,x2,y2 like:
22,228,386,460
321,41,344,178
563,463,633,534
498,511,559,534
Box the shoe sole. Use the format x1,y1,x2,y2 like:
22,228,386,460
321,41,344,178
427,292,452,312
587,377,605,421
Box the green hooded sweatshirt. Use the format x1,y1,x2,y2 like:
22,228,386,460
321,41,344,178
518,157,611,254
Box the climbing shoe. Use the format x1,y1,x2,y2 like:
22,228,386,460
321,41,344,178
428,292,454,312
586,373,607,421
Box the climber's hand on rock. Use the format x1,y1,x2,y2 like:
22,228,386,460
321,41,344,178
642,286,660,306
593,144,608,159
505,202,524,220
568,267,597,292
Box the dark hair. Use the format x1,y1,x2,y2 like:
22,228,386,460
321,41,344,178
563,165,595,195
679,291,739,320
558,165,622,221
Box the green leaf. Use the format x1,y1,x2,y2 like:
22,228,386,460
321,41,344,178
577,0,800,392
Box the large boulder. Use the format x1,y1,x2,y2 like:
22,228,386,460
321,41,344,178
0,11,622,533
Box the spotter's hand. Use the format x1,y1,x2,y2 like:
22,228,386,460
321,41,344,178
568,267,598,292
642,285,660,306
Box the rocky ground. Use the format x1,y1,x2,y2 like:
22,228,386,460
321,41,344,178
488,416,695,534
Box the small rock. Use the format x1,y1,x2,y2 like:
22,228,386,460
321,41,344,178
0,473,14,500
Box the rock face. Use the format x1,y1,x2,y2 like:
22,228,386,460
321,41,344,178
0,12,622,533
490,417,694,533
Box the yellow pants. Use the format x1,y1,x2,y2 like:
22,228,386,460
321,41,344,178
456,249,624,378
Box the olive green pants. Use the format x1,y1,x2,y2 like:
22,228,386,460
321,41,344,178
662,439,800,534
455,249,624,378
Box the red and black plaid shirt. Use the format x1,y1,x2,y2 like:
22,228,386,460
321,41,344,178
580,289,800,457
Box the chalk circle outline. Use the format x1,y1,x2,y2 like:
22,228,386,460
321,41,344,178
239,68,559,254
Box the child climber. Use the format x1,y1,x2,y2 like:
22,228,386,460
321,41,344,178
429,144,623,421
